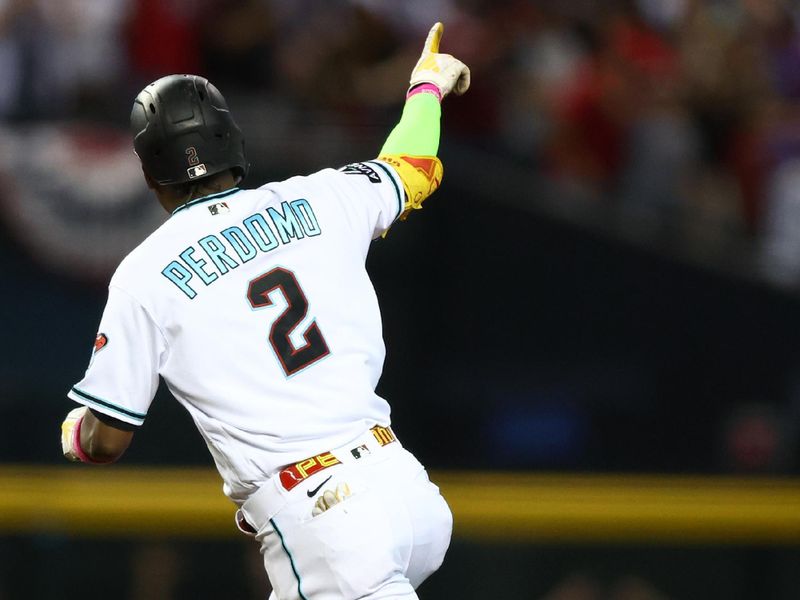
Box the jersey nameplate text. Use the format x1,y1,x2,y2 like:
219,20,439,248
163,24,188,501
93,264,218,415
161,199,321,299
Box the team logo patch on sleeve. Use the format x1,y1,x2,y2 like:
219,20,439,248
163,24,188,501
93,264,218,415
341,163,381,183
93,333,108,354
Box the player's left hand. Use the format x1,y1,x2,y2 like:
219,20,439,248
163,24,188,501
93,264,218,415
61,406,88,462
409,22,470,98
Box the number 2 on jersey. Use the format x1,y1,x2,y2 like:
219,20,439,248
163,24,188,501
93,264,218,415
247,267,329,376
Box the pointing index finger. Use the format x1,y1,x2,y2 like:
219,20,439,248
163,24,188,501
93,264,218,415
423,22,443,54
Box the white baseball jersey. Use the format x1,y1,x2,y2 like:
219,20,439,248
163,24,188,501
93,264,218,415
68,160,405,503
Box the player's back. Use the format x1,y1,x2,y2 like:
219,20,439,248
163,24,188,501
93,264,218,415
107,163,404,500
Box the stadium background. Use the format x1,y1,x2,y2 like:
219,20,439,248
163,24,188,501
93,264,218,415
1,0,800,597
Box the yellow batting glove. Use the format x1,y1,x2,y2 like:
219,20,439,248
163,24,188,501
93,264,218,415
409,22,470,99
61,406,89,462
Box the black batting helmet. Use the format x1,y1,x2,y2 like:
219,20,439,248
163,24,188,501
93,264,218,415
130,74,248,185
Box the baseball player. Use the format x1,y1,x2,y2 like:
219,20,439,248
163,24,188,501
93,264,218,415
60,22,469,600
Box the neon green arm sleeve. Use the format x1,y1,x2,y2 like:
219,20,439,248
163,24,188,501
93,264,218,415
379,92,441,156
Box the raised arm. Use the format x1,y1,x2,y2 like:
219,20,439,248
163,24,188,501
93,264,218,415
377,22,470,220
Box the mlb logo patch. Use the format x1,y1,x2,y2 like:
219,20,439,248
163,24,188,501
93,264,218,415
208,202,230,215
350,444,371,459
187,163,208,179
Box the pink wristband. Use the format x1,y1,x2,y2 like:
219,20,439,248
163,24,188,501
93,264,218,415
71,416,111,464
407,83,442,102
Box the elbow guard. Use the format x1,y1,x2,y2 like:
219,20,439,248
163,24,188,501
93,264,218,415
377,154,443,220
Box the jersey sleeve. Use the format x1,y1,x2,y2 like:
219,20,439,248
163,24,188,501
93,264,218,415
67,285,166,427
312,160,405,240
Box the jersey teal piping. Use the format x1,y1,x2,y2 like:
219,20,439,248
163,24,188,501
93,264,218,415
368,161,404,221
171,187,242,216
270,517,309,600
70,386,146,423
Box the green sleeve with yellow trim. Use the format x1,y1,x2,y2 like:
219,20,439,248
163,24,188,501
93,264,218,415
378,93,443,220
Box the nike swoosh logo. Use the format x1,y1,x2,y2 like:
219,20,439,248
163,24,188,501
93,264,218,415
307,475,332,498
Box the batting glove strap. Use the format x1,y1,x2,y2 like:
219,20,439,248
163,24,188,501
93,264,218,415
409,22,471,99
407,83,442,102
61,407,108,464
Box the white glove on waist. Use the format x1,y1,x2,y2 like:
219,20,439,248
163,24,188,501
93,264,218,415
311,482,352,517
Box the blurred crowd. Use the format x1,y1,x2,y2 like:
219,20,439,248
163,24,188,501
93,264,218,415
3,0,800,282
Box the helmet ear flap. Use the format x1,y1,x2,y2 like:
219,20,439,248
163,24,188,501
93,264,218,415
130,75,248,186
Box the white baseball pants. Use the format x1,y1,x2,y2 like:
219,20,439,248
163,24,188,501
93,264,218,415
241,432,452,600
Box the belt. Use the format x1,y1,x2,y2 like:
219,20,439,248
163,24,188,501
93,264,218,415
278,425,396,492
236,425,398,536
